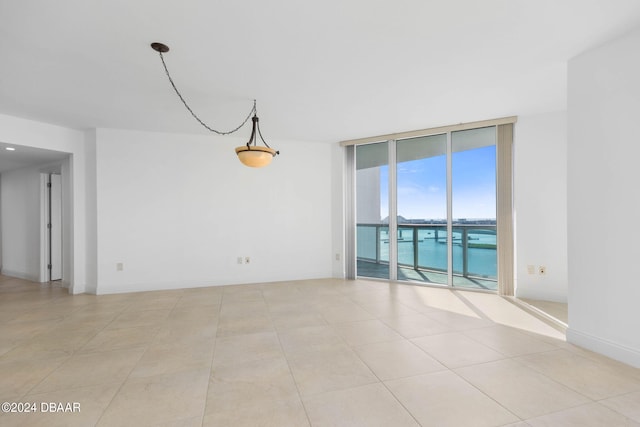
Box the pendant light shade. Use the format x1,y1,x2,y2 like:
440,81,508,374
235,115,279,168
235,145,277,168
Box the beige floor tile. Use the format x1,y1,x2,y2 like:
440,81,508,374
5,277,640,427
1,328,98,362
206,356,298,413
173,292,222,309
202,397,309,427
278,325,346,356
412,332,506,368
271,310,328,331
599,390,640,422
31,348,144,394
79,325,159,353
356,301,420,319
0,319,58,343
287,347,378,396
153,321,217,345
423,310,495,331
166,306,219,324
151,416,203,427
97,368,209,426
212,331,284,367
525,402,640,427
7,307,74,324
266,299,315,313
220,289,264,304
517,349,640,400
122,295,180,312
303,382,419,426
216,314,274,336
0,341,17,358
0,357,68,399
332,319,404,346
457,292,565,340
353,340,446,380
520,298,568,324
385,370,519,427
129,339,215,378
380,313,453,338
219,300,269,319
319,304,376,324
455,359,590,419
0,383,120,427
71,302,128,317
106,309,171,329
463,325,559,357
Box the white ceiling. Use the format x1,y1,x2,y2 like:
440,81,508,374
1,0,640,145
0,142,68,173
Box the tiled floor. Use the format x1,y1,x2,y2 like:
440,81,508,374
521,298,568,325
1,274,639,426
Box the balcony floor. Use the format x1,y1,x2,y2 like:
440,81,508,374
357,260,497,291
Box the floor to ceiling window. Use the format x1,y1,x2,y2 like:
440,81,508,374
396,134,448,285
349,119,513,293
355,141,389,279
451,127,497,290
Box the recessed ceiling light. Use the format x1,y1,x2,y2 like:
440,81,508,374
5,147,16,151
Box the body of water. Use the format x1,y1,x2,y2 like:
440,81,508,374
357,226,497,279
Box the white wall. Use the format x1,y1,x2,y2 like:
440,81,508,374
514,111,568,302
331,144,346,278
0,167,42,281
0,114,87,293
93,128,334,294
84,130,98,294
567,27,640,368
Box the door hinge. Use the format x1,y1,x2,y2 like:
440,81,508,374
47,223,52,229
47,182,52,188
47,264,52,270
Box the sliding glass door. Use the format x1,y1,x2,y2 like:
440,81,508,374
354,126,499,291
452,127,497,290
396,134,448,284
356,142,390,279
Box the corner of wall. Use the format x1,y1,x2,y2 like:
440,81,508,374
83,130,98,294
331,143,346,279
567,328,640,369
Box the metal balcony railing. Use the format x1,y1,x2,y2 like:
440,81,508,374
357,223,497,280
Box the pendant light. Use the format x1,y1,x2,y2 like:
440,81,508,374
151,42,279,168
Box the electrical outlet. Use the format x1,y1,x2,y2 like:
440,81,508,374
116,263,123,271
245,256,251,264
237,257,243,265
527,265,535,275
335,253,341,261
538,266,546,275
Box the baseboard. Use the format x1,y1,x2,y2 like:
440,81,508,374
94,274,332,295
566,328,640,368
0,269,40,282
95,279,227,295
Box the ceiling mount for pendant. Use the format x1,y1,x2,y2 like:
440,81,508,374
150,42,169,53
150,42,279,168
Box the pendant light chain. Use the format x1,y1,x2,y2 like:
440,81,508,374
157,51,256,135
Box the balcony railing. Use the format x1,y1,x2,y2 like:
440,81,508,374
357,223,497,281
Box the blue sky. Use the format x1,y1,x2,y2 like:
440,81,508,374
380,145,496,220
